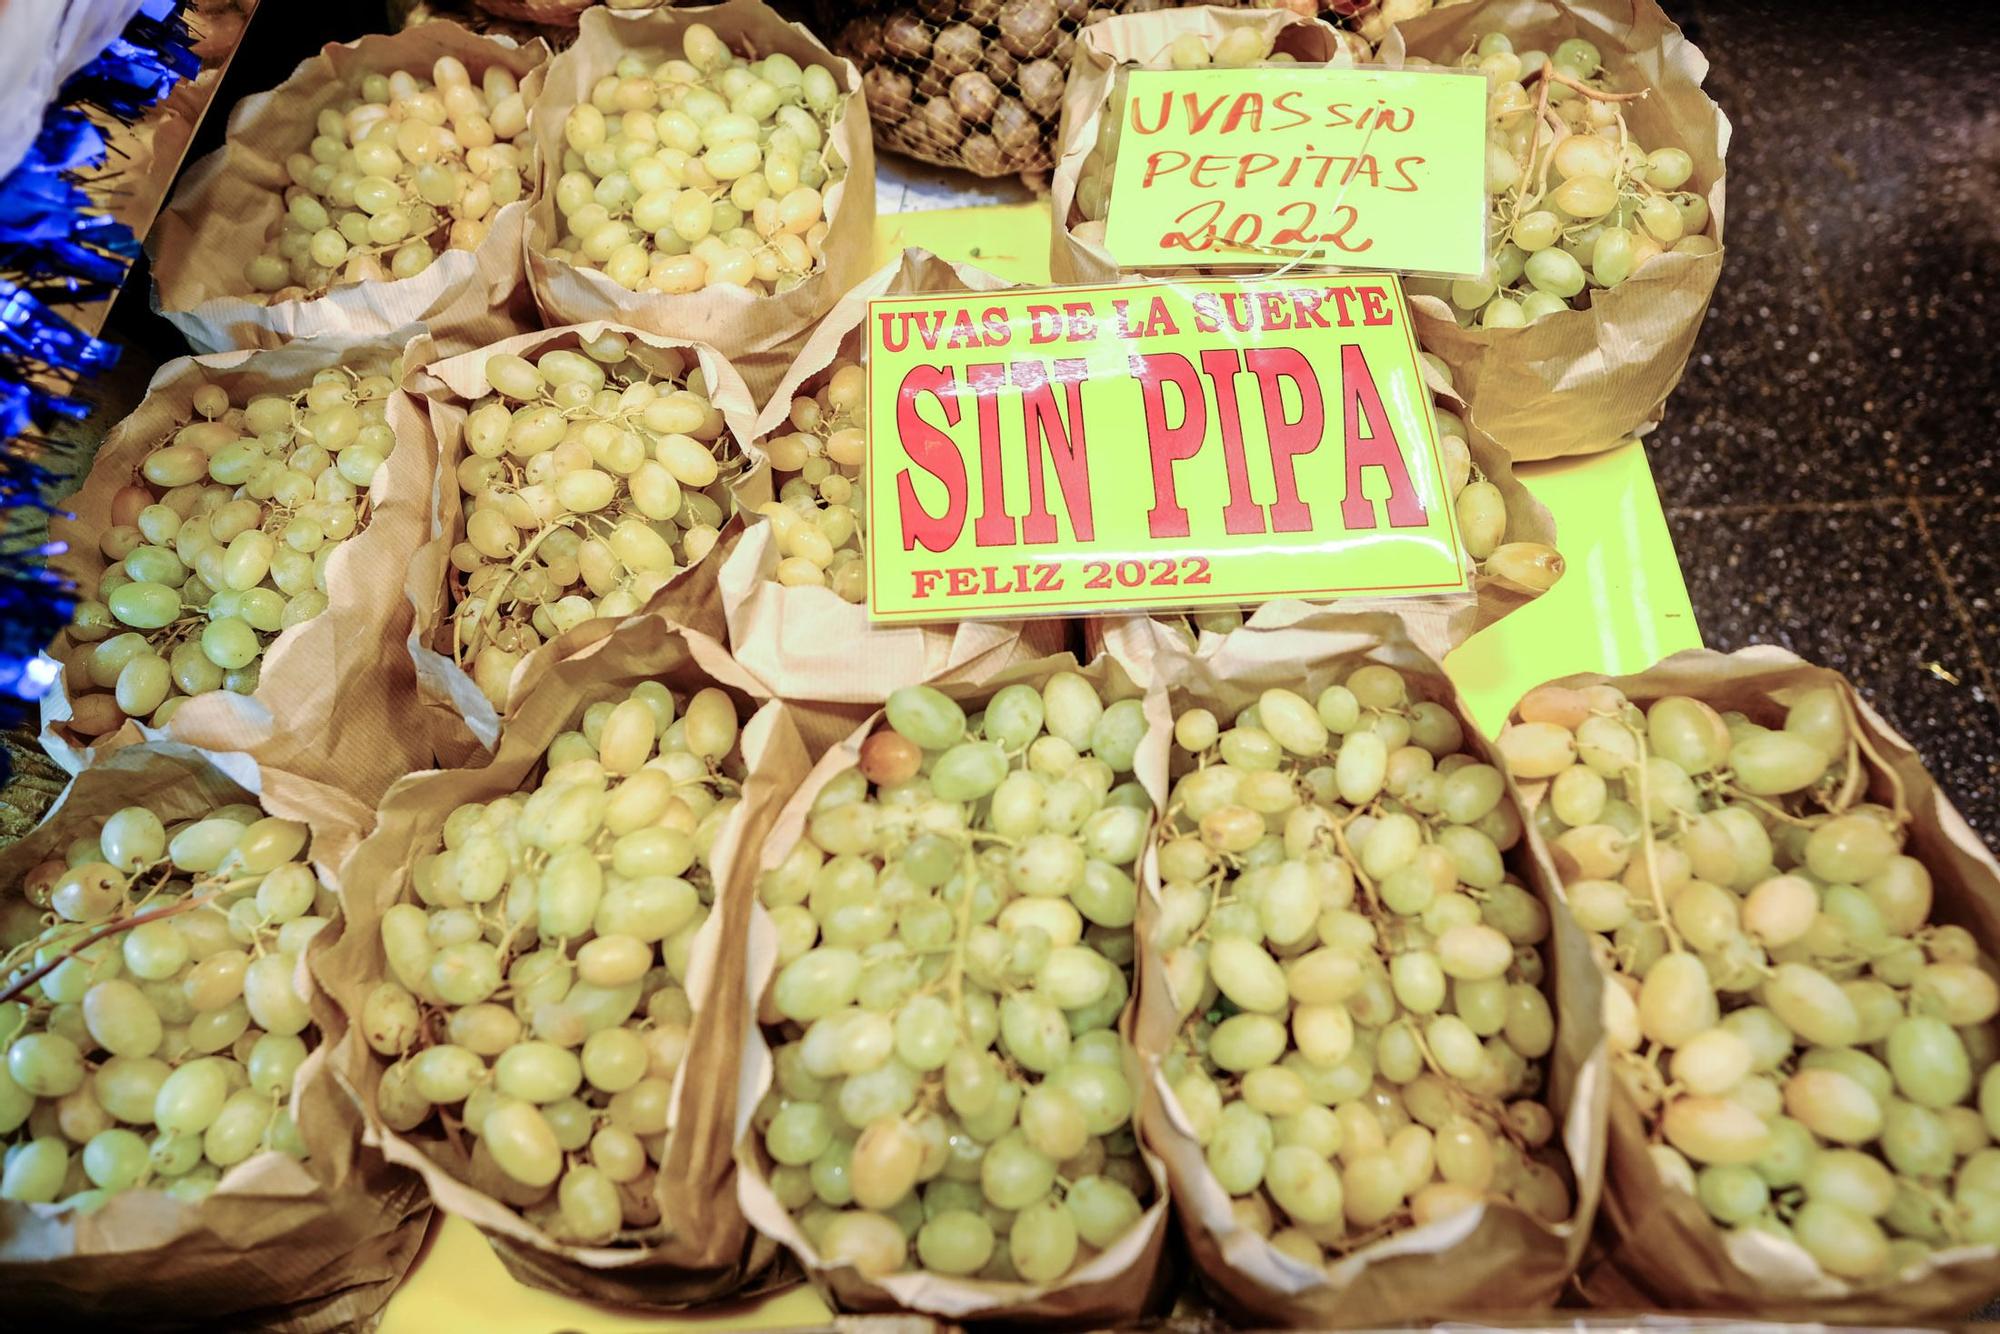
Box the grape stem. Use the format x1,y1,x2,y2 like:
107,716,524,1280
1837,689,1911,826
1618,719,1683,954
1524,64,1650,104
0,887,224,1006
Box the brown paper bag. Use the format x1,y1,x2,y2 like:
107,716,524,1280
403,321,760,762
524,0,877,404
149,26,547,357
41,335,439,808
1515,646,2000,1321
723,249,1070,702
732,657,1176,1322
1101,609,1609,1326
311,617,805,1306
1049,6,1363,286
1394,0,1730,460
0,743,430,1331
1080,354,1560,669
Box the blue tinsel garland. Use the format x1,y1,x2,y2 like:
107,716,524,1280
0,0,196,773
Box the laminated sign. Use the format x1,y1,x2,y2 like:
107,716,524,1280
1101,65,1487,277
864,274,1468,621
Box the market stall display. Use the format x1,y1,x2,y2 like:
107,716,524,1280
1121,613,1603,1323
1393,0,1728,460
314,615,802,1305
151,24,548,356
402,322,757,757
5,0,1999,1328
1497,650,2000,1320
526,1,877,398
41,338,437,804
0,744,428,1327
734,660,1174,1318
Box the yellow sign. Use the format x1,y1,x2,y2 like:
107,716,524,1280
1100,66,1488,277
864,274,1468,621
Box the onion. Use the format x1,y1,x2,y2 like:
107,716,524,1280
961,132,1005,176
951,71,1002,125
998,0,1062,59
991,95,1038,156
882,14,932,62
933,23,984,78
1018,58,1065,119
863,65,914,124
915,95,966,151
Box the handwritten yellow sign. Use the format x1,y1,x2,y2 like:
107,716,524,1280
1100,66,1488,276
864,274,1468,621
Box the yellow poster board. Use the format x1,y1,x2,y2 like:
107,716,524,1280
865,274,1465,621
1101,66,1488,275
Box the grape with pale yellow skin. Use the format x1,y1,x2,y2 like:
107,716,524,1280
245,56,531,302
1155,664,1572,1270
1405,33,1716,330
448,333,742,709
0,802,334,1210
754,358,868,602
61,365,400,739
1497,681,2000,1282
752,677,1155,1282
364,681,747,1245
547,23,846,296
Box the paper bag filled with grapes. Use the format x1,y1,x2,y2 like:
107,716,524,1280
403,322,760,760
1395,0,1728,460
42,337,438,807
313,615,808,1305
1081,352,1561,667
525,0,877,402
151,24,547,357
734,659,1177,1320
0,743,431,1329
719,249,1070,703
1049,6,1360,286
1494,648,2000,1320
1123,611,1608,1324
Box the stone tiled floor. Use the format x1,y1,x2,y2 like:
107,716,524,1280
1647,0,2000,844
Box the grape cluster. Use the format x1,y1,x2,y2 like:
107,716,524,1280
0,803,331,1209
246,57,531,301
547,23,847,296
756,358,867,602
1498,682,2000,1281
1067,28,1293,248
1408,33,1716,329
753,677,1154,1282
63,366,400,739
449,333,741,709
1156,666,1571,1268
362,682,746,1245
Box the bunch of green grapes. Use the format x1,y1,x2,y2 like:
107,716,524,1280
1405,33,1716,330
62,365,401,739
450,333,741,709
752,677,1155,1282
1067,28,1293,248
245,56,531,301
360,682,747,1245
755,357,866,602
0,803,333,1209
1155,665,1571,1268
1496,681,2000,1281
548,23,847,296
1172,361,1561,641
